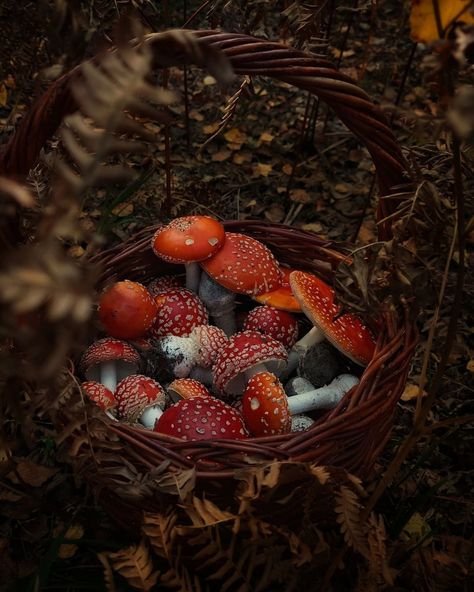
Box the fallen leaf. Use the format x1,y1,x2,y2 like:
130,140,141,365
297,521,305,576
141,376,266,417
211,150,232,162
401,383,428,402
289,189,311,203
203,75,216,85
15,459,58,487
0,84,7,107
68,246,85,258
259,132,274,143
410,0,474,43
252,163,273,177
358,222,377,244
224,128,246,145
467,360,474,373
264,203,285,223
400,512,432,544
282,163,293,175
189,109,204,121
233,152,252,164
203,122,219,134
334,182,350,193
301,222,323,234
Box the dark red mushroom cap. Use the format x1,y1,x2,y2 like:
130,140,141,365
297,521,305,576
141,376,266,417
151,288,208,338
81,381,116,411
98,280,158,340
242,372,291,436
201,233,282,296
168,378,210,403
290,271,376,366
243,306,299,349
80,338,141,376
115,374,165,423
154,396,248,440
254,267,302,312
190,324,228,368
151,216,225,264
213,330,288,397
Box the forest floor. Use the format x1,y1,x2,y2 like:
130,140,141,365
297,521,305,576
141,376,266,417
0,0,473,590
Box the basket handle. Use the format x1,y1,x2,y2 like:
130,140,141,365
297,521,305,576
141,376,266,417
0,30,411,239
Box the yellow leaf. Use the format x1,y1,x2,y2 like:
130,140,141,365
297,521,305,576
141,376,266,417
259,131,274,143
211,149,232,162
401,512,432,544
59,524,84,559
289,188,311,203
410,0,474,43
203,122,219,134
189,109,204,121
252,162,273,177
467,360,474,373
233,151,252,164
0,84,7,107
224,127,246,144
203,75,216,85
401,383,427,402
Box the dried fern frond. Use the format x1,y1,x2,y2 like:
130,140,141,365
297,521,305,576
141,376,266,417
0,177,36,208
143,511,177,560
335,485,369,559
201,76,252,148
280,1,330,50
97,552,117,592
108,540,159,592
181,496,236,528
56,26,175,195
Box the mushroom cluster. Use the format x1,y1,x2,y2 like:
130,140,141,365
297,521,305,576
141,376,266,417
79,215,376,442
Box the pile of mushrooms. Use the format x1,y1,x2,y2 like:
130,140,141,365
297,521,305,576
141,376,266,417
79,215,376,442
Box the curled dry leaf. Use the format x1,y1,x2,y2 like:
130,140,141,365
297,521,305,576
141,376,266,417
109,540,159,592
14,458,58,487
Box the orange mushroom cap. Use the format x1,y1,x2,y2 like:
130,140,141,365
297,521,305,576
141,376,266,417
254,267,302,312
242,372,291,436
168,378,210,402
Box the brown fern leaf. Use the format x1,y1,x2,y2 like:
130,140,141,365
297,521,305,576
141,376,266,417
200,76,251,148
56,27,175,195
280,1,330,50
143,511,177,560
309,464,331,485
182,496,236,528
367,512,393,586
335,485,369,559
109,540,159,592
97,552,117,592
160,550,206,592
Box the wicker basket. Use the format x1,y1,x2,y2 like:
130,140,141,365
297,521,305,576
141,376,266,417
2,31,418,532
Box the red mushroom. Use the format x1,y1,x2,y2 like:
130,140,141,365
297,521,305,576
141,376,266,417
254,267,302,312
154,396,248,441
80,337,141,391
81,381,117,414
151,216,225,292
115,374,166,428
199,233,283,335
213,330,287,398
289,271,376,366
98,280,158,340
151,288,208,339
167,378,210,403
243,306,299,349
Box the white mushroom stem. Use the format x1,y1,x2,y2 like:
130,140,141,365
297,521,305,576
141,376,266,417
100,361,118,392
280,326,325,379
287,374,359,415
185,262,201,293
139,405,164,429
198,272,236,336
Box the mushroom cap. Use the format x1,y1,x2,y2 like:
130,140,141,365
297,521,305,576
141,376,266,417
242,372,291,436
154,396,248,441
290,271,376,366
81,381,116,411
80,337,141,375
115,374,166,423
156,335,200,378
151,216,225,264
213,330,288,397
190,325,229,368
291,415,315,432
243,306,299,349
200,233,282,296
254,267,302,312
147,275,181,297
98,280,158,340
168,378,211,403
151,288,208,338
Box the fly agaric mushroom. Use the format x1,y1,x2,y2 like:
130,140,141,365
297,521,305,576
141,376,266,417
281,271,376,378
242,371,359,436
291,415,315,432
154,396,248,441
167,378,210,403
254,267,302,313
147,275,181,297
199,233,283,336
243,306,299,349
155,324,227,380
151,216,225,292
99,280,158,340
115,374,166,428
151,288,208,339
80,337,141,391
81,381,117,414
213,330,287,398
